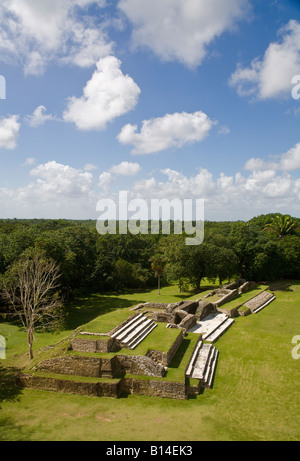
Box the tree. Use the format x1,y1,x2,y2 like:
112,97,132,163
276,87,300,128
263,214,296,239
149,254,166,295
2,251,62,360
213,247,239,285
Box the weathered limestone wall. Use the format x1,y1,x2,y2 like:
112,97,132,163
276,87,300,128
238,281,256,294
213,289,239,308
177,314,196,331
195,301,215,320
120,378,187,400
71,337,119,353
116,354,166,377
38,355,124,379
147,312,176,324
17,373,122,398
147,330,184,367
18,373,186,400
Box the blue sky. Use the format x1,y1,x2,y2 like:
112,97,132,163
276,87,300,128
0,0,300,221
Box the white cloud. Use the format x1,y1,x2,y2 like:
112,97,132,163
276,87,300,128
29,161,94,197
0,115,20,150
25,105,57,127
110,161,141,175
117,111,214,154
1,157,299,220
0,0,112,75
84,163,98,171
118,0,250,67
132,166,300,220
63,56,141,131
244,142,300,172
22,157,36,166
229,20,300,99
0,160,98,218
99,171,114,192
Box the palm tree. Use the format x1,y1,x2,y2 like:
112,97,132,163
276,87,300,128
263,214,296,239
149,254,166,295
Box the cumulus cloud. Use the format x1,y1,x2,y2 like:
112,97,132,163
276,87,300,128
99,171,114,192
0,115,20,150
63,56,141,131
110,161,141,175
131,165,300,220
25,105,57,127
117,111,214,154
0,160,96,218
229,20,300,99
118,0,250,67
0,0,112,75
244,142,300,172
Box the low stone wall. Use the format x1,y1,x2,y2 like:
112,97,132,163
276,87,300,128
195,301,215,320
177,301,198,315
117,354,166,377
213,289,239,308
223,279,246,290
71,337,119,353
121,378,187,400
38,355,124,379
18,373,186,400
17,373,122,398
147,330,184,367
238,281,256,294
147,312,176,324
178,314,196,331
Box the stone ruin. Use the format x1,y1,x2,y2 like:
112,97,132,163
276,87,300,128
18,279,275,401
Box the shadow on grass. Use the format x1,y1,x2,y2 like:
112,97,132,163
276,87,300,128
168,338,191,370
267,279,300,292
0,364,23,405
63,295,146,331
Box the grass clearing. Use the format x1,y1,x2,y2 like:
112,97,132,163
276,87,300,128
0,281,300,441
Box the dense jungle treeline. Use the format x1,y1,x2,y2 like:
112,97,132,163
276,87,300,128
0,214,299,305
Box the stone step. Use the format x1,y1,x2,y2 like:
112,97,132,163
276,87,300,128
203,349,219,388
185,341,219,389
204,318,235,343
127,322,157,350
190,343,214,380
119,318,154,346
252,295,276,313
201,313,231,340
185,340,203,377
111,314,144,339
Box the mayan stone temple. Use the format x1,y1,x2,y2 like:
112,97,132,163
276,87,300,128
18,279,276,400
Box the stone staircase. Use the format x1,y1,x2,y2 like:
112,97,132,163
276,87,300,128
188,312,235,343
185,340,219,389
243,291,276,314
111,313,157,350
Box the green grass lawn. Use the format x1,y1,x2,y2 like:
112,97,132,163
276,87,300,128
0,281,300,441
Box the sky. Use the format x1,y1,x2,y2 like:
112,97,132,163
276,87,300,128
0,0,300,221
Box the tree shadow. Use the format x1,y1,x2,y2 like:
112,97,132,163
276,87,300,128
0,364,23,405
168,338,191,370
267,279,299,292
63,295,147,331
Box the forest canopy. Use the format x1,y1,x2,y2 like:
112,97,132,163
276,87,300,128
0,214,299,306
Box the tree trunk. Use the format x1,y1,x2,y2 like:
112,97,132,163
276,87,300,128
28,329,34,360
